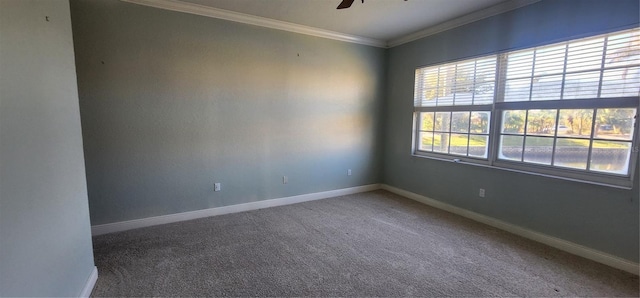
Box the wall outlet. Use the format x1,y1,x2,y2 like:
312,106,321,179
347,169,352,176
479,188,485,198
214,182,221,192
283,176,288,184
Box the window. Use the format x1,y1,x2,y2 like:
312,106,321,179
413,28,640,187
414,56,496,159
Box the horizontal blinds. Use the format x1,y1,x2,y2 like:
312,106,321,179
414,56,497,107
501,28,640,102
414,28,640,108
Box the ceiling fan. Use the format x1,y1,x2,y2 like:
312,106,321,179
337,0,407,9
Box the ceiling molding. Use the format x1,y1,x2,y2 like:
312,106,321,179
120,0,387,48
387,0,542,48
121,0,541,49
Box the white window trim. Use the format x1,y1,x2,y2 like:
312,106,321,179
412,28,640,189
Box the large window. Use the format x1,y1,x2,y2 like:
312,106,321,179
414,56,496,159
413,28,640,187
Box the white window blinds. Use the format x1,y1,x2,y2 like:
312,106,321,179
501,28,640,102
414,56,497,107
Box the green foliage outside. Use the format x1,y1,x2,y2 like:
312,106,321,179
423,134,629,149
422,134,486,147
501,108,634,137
421,108,635,150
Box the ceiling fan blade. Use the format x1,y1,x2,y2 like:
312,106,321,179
337,0,355,9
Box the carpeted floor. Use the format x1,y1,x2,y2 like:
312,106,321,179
91,190,639,297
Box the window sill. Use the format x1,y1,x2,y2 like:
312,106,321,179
411,153,634,190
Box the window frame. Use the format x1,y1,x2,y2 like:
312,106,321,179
413,106,493,163
413,54,498,163
411,28,640,189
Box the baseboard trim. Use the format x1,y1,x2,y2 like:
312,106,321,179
381,184,639,275
79,266,98,298
92,184,381,236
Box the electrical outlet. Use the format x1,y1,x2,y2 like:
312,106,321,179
479,188,485,198
283,176,288,184
347,169,352,176
214,183,221,192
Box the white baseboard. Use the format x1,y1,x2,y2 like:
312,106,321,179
381,184,639,275
90,183,638,274
79,266,98,298
92,184,381,236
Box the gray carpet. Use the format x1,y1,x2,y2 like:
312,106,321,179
91,190,638,297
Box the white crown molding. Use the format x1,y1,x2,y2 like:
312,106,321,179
120,0,387,48
388,0,542,48
381,184,640,275
121,0,540,49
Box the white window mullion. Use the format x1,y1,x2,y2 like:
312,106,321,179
452,64,458,105
490,54,508,164
472,60,478,105
585,109,598,172
550,109,560,166
559,43,569,100
528,49,538,102
596,36,609,98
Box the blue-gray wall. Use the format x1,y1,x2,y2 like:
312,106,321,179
383,0,640,262
71,0,639,264
70,0,386,225
0,0,96,296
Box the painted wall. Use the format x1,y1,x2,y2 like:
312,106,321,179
70,0,385,225
383,0,640,262
0,0,96,296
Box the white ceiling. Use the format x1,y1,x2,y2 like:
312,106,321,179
126,0,539,47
